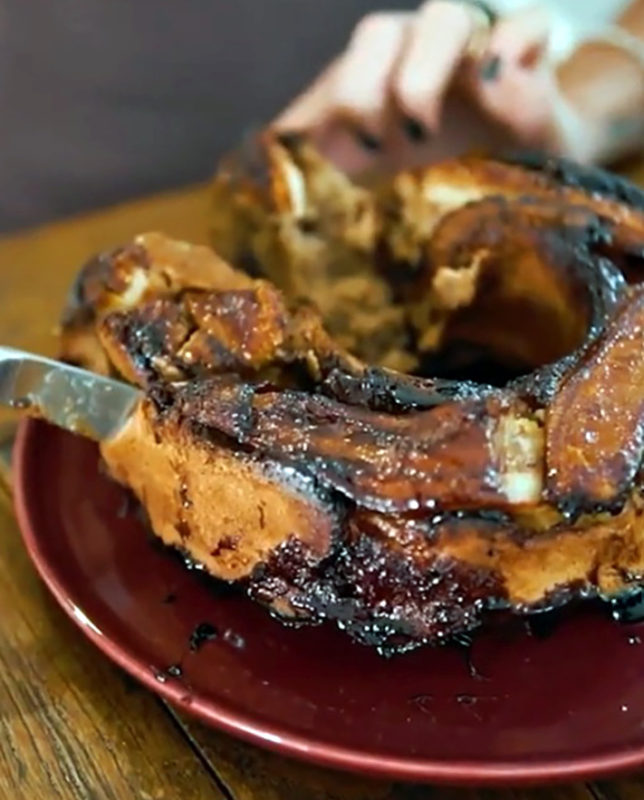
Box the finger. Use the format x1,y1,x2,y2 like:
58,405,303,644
475,64,551,143
273,59,340,132
393,0,484,132
315,122,381,175
331,12,410,143
473,6,553,141
275,84,383,176
483,3,551,71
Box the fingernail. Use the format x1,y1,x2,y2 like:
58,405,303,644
402,116,429,143
275,131,306,149
608,116,641,138
479,55,502,82
353,127,382,152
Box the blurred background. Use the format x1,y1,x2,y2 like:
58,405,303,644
0,0,411,232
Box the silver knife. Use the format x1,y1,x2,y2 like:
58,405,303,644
0,346,141,441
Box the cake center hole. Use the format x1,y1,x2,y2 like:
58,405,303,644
411,260,593,387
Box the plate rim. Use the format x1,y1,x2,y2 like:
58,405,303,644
12,417,644,787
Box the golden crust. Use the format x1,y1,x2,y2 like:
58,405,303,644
103,399,334,582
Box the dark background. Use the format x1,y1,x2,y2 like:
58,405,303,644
0,1,413,232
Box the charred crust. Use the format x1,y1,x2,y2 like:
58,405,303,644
322,366,492,412
500,150,644,211
61,243,152,334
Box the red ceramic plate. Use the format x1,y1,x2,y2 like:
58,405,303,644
13,418,644,786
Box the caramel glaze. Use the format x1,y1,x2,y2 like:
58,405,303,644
61,139,644,654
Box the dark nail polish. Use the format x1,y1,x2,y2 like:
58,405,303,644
402,116,428,143
479,55,501,82
275,131,306,149
608,116,641,138
354,128,381,152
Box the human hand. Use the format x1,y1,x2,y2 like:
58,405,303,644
273,1,553,174
273,0,643,174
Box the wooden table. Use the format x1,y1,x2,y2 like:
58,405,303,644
0,166,643,800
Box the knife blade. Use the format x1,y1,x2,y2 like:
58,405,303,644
0,346,141,441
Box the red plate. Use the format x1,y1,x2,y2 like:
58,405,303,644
13,418,644,786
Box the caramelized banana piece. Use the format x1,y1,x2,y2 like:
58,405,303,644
547,287,644,511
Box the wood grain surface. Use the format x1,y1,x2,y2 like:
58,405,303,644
0,161,642,799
